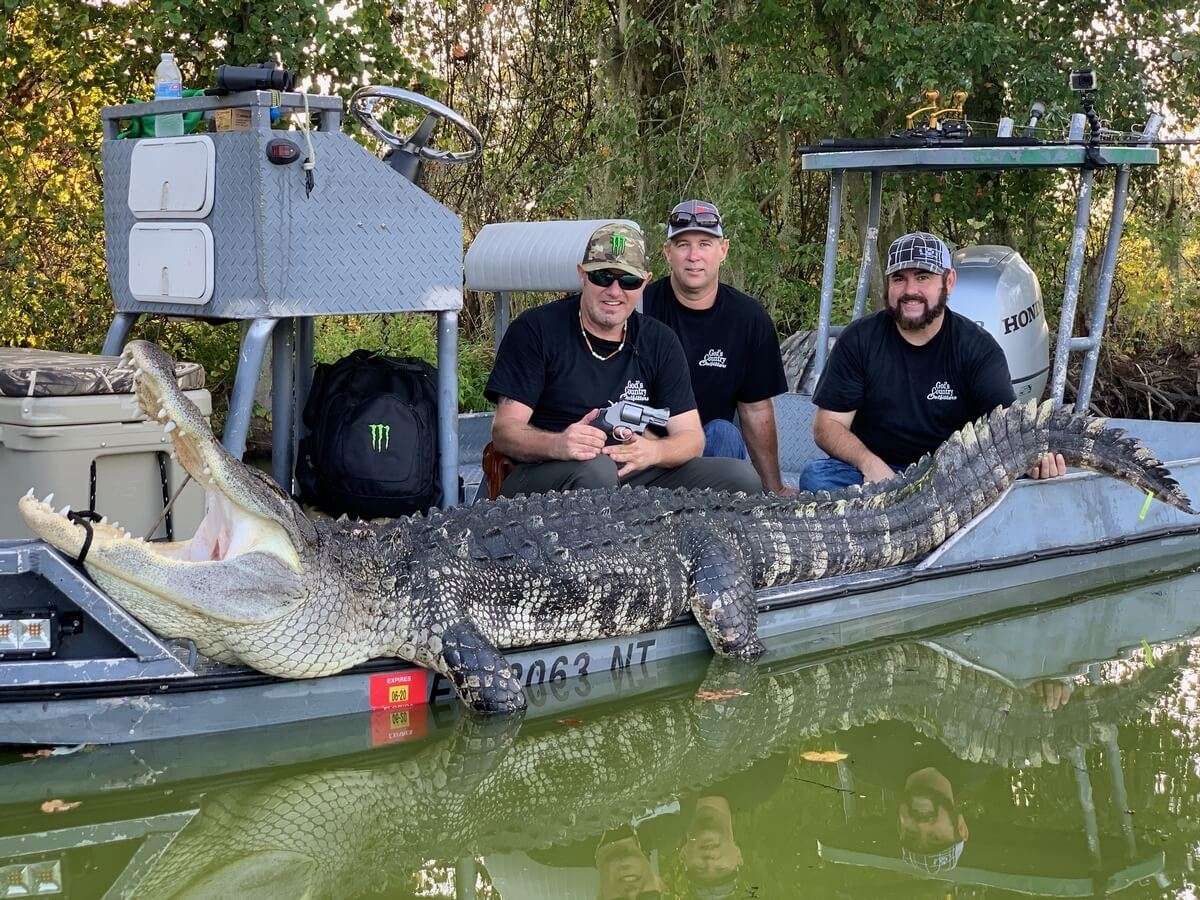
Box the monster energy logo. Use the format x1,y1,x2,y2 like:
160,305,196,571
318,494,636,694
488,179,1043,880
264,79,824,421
369,423,390,452
610,233,627,255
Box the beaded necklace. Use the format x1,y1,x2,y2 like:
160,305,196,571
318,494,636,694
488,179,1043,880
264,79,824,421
579,310,627,361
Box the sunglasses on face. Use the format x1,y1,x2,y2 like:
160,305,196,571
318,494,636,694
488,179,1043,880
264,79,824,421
668,210,721,229
587,270,644,290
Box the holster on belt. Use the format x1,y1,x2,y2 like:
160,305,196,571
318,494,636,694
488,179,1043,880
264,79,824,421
482,441,515,501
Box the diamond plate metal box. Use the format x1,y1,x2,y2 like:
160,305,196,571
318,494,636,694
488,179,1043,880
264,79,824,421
103,131,463,317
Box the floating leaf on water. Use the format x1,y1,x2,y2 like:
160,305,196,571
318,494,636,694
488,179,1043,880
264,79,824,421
556,717,584,727
40,799,81,814
21,749,54,759
801,750,849,764
694,688,748,702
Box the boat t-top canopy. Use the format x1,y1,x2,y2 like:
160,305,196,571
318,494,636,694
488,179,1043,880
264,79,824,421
802,114,1163,413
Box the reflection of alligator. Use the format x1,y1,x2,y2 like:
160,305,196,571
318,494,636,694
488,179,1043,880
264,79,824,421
121,625,1188,898
18,342,1196,715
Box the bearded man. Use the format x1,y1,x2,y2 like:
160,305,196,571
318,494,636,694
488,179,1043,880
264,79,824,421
798,232,1064,491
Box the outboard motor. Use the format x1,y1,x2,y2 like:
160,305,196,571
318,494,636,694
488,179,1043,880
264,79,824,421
949,246,1050,401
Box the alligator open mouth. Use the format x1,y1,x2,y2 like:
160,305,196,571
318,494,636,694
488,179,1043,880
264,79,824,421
18,341,305,628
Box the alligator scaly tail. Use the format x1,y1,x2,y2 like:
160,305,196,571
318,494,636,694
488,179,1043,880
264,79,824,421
735,400,1195,583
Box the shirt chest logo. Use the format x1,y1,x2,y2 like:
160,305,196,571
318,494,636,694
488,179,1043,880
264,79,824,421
927,380,958,401
620,380,649,403
698,348,727,369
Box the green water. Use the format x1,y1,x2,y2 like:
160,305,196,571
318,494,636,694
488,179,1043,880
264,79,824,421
5,567,1200,898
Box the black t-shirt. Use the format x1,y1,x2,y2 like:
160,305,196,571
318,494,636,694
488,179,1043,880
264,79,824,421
484,294,697,433
642,278,787,424
812,309,1015,467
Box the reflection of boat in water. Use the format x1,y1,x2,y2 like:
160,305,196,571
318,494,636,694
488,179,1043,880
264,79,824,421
3,569,1198,897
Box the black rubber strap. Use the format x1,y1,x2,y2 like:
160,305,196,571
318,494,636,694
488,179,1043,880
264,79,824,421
156,451,174,542
66,510,103,567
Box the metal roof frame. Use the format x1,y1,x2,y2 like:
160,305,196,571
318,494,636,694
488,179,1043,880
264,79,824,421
803,114,1163,412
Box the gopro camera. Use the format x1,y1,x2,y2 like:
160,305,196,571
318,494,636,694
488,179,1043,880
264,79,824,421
1069,69,1097,93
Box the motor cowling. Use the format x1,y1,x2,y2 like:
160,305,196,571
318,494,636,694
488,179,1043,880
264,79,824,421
949,245,1050,401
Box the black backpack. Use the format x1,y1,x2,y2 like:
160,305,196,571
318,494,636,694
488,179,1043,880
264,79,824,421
296,350,440,519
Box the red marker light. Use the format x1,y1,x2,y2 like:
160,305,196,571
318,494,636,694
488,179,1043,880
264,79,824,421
266,138,301,165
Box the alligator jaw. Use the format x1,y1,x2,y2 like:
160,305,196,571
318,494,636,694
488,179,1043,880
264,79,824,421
17,341,307,627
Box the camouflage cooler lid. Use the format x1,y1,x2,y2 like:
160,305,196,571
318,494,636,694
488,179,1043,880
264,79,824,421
0,348,205,398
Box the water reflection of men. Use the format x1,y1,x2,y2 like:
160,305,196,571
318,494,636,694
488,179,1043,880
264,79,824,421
679,794,745,897
840,722,996,875
899,766,969,872
515,751,784,899
594,826,667,899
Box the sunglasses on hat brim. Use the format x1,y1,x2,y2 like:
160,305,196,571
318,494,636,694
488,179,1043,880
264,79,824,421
668,210,722,230
587,270,645,290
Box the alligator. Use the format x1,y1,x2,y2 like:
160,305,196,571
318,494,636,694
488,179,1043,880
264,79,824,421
18,341,1196,715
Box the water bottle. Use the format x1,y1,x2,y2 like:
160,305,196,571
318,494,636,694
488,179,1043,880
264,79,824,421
154,52,184,137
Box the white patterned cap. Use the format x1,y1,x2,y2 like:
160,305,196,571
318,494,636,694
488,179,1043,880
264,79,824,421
886,232,952,276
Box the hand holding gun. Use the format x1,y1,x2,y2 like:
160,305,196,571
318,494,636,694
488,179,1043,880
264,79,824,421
596,400,670,443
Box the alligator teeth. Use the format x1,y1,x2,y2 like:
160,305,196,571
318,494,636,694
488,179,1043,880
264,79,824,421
58,505,70,516
44,493,54,507
99,516,108,525
23,488,33,499
157,407,168,420
164,421,177,433
202,465,211,476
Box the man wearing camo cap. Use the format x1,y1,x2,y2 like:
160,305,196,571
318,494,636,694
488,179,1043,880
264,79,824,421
486,222,762,497
798,231,1064,491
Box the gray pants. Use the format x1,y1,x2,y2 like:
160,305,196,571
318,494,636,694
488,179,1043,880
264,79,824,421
499,455,763,498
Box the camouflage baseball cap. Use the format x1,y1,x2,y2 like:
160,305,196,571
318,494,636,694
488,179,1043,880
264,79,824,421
581,222,649,279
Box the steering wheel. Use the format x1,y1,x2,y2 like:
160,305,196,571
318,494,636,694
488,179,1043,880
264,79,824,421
349,86,483,165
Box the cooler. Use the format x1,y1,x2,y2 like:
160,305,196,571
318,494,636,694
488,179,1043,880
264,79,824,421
0,349,210,541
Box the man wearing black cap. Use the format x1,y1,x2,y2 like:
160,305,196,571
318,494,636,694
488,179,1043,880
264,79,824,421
799,231,1064,491
642,200,795,496
487,222,763,497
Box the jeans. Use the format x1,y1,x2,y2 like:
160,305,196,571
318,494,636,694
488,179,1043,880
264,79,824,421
703,419,748,460
797,456,904,492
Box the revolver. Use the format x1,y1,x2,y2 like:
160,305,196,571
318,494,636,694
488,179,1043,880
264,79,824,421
597,400,670,443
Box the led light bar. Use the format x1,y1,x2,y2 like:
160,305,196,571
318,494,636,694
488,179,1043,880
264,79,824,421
0,860,62,896
0,609,58,658
0,619,51,652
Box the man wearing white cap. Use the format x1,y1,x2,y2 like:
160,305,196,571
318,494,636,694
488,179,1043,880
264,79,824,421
799,231,1064,491
642,200,794,495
